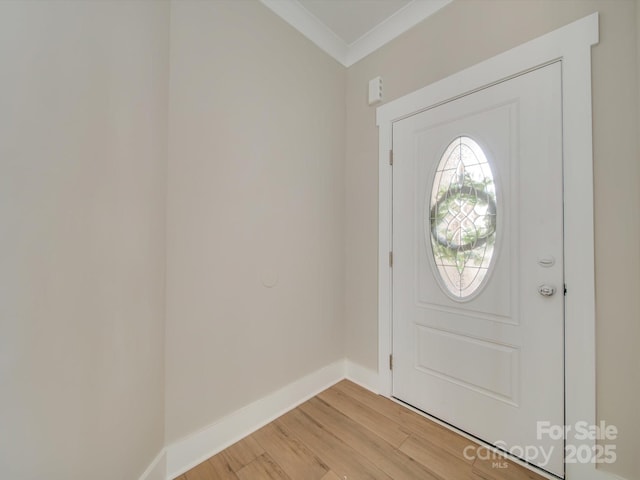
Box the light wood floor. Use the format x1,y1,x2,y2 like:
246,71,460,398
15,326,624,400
176,380,546,480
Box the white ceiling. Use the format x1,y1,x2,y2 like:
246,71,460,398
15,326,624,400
260,0,453,67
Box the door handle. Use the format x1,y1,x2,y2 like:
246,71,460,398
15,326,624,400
538,285,556,297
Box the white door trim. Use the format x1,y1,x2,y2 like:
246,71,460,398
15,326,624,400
376,13,617,480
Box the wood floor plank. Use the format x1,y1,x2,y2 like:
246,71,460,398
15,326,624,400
300,396,440,480
236,453,292,480
399,434,478,480
207,456,241,480
320,471,342,480
277,407,394,480
333,380,476,462
184,456,239,480
253,421,329,479
178,381,549,480
318,385,410,448
219,435,265,472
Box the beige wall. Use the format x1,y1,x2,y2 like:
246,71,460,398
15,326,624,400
345,0,640,478
2,1,638,478
0,2,169,479
165,0,346,442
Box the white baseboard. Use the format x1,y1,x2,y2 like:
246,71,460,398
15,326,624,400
139,359,381,480
345,359,379,393
138,448,166,480
164,359,346,479
146,356,632,480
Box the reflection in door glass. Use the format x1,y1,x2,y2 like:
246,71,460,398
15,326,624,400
428,136,497,299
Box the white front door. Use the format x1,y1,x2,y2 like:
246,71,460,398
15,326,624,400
392,62,564,477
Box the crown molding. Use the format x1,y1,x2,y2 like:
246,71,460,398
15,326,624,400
347,0,452,66
260,0,453,68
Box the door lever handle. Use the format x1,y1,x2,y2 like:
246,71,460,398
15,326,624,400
538,285,556,297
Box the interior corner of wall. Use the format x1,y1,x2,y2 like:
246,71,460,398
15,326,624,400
138,448,167,480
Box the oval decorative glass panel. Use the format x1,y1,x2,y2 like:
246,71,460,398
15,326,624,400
428,136,497,299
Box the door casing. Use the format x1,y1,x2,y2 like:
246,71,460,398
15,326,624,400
376,13,604,480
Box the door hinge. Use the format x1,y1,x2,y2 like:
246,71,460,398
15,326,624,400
389,354,393,370
389,251,393,267
564,284,567,296
389,150,394,166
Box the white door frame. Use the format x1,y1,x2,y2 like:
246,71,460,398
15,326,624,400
376,13,616,480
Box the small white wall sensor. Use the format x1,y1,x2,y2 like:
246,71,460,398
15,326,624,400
368,76,383,105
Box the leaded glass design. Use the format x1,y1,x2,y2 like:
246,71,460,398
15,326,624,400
428,136,497,299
